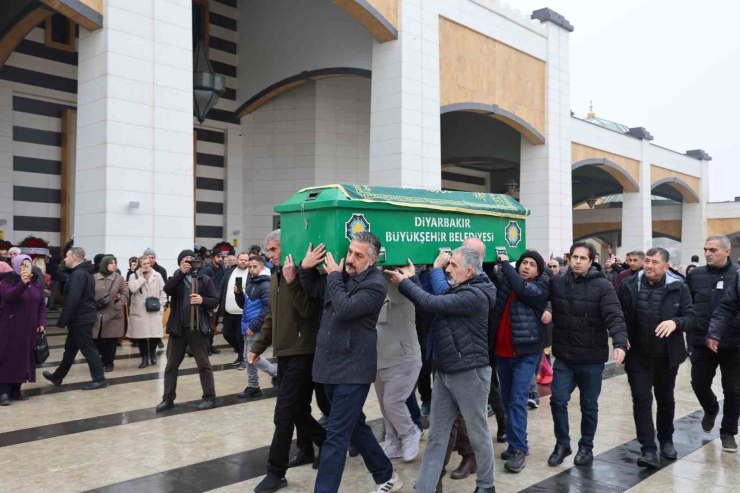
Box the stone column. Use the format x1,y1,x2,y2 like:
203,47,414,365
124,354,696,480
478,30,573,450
621,137,653,255
74,0,193,274
519,9,573,256
681,150,711,265
369,0,441,190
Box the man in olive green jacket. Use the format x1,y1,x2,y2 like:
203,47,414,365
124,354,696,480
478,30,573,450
247,230,326,493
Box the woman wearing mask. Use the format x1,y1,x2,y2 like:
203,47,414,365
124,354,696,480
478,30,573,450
127,255,167,368
93,255,128,372
0,255,46,405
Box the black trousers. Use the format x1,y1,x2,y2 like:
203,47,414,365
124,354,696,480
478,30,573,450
163,328,215,402
0,383,21,396
417,333,432,403
488,357,506,419
222,313,245,362
94,338,118,367
268,354,326,477
137,338,162,357
314,382,331,416
691,346,740,436
53,324,105,383
626,354,678,451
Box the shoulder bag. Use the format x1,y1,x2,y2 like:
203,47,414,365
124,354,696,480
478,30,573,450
94,277,115,311
135,273,162,312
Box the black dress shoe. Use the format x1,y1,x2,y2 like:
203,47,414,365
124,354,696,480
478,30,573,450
104,364,114,373
149,351,157,365
42,371,62,387
287,450,314,468
472,487,495,493
237,387,262,398
504,449,526,473
139,357,149,369
254,473,287,493
81,380,109,391
198,400,216,410
573,446,593,466
348,443,360,457
637,449,660,469
547,444,572,466
660,442,677,460
210,346,221,354
156,399,175,412
0,394,9,406
10,393,28,401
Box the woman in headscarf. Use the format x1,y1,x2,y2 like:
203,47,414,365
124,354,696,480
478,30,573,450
92,255,128,372
127,255,167,368
0,255,46,405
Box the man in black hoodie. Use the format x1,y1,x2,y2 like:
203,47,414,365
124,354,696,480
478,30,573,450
688,234,740,453
547,241,628,467
42,247,107,390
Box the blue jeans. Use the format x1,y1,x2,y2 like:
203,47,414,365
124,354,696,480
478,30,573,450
497,354,539,453
550,359,604,450
314,383,392,493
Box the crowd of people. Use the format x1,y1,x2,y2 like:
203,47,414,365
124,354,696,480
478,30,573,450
0,230,739,493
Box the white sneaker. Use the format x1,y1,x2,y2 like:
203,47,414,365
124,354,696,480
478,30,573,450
371,470,403,493
401,426,422,462
382,440,403,459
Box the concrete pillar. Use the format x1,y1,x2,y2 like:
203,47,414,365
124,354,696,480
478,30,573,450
369,0,441,189
519,11,572,256
74,0,194,274
621,139,653,254
681,157,710,265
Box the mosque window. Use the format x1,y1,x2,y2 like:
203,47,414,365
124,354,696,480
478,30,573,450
45,13,77,53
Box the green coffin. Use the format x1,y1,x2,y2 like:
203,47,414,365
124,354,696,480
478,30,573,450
275,184,529,266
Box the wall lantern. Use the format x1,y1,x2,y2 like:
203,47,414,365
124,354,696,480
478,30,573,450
193,40,226,124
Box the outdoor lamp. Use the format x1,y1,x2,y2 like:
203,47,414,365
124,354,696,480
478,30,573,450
193,40,226,124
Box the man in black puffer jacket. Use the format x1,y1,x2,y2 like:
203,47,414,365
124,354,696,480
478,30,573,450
697,234,740,453
547,241,628,468
390,246,496,493
43,247,107,390
618,247,696,468
489,251,548,473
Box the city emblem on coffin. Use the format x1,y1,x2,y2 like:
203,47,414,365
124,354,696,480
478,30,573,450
345,214,371,241
505,221,522,247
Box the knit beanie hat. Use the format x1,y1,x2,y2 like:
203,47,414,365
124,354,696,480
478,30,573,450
517,250,545,278
178,249,196,265
143,247,156,256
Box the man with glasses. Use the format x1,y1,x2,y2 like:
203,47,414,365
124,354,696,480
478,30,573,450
548,258,563,277
157,250,219,412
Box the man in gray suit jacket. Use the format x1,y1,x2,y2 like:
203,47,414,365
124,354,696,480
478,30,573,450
299,232,402,493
